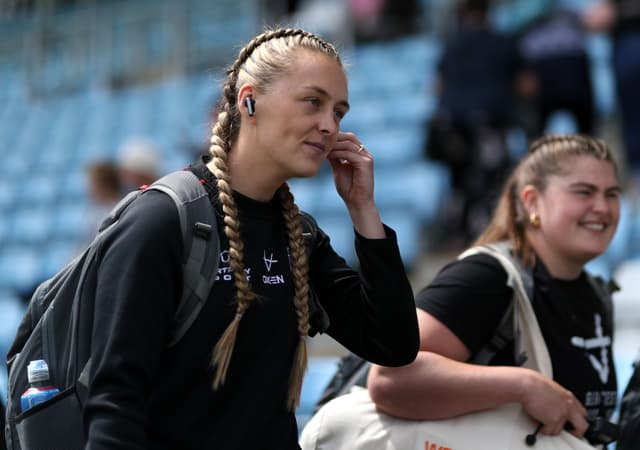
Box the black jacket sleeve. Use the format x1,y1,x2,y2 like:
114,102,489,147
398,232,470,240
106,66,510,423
83,191,183,450
308,221,419,367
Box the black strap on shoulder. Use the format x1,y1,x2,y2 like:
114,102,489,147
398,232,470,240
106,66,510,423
298,211,330,336
97,189,144,233
460,242,533,366
587,274,618,331
146,170,220,347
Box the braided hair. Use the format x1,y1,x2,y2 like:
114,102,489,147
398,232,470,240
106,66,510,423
207,27,342,411
474,134,619,265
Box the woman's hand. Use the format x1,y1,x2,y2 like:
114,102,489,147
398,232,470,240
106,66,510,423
520,370,589,438
327,131,384,238
327,131,374,206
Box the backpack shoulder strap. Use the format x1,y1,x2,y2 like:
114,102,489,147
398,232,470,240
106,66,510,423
98,189,145,233
459,242,534,366
299,211,330,336
586,274,618,330
145,170,220,347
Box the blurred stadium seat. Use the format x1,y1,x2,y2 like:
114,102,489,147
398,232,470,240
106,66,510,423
295,356,340,433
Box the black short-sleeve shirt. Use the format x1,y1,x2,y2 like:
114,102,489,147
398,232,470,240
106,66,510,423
416,253,617,420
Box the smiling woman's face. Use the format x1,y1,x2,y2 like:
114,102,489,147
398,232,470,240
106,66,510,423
251,49,349,180
528,155,620,272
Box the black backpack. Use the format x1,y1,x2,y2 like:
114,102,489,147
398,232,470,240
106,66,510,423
3,170,220,450
617,353,640,450
4,169,328,450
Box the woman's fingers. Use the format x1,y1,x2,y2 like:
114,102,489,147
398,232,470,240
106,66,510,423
328,131,370,164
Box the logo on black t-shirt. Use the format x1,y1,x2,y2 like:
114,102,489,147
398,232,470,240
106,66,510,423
570,313,611,384
263,250,278,272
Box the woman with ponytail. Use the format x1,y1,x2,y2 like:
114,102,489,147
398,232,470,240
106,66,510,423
368,134,621,445
83,27,419,449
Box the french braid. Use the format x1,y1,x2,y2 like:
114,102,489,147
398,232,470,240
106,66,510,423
208,27,340,410
278,184,311,410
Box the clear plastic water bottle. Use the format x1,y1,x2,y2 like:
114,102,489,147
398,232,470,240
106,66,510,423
20,359,60,412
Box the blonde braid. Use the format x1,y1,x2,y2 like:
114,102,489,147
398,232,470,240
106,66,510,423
208,74,256,388
278,183,310,410
207,26,337,404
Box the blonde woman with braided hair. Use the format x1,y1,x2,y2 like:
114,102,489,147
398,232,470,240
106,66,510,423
83,27,419,449
368,134,621,445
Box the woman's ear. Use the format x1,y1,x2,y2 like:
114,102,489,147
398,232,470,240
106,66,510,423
520,185,539,216
238,85,256,119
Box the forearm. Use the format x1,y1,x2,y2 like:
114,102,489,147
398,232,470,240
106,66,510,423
344,225,418,365
368,351,528,420
314,224,418,366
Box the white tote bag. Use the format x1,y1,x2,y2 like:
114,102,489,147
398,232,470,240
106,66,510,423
300,246,599,450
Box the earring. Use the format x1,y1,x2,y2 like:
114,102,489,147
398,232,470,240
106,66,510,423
529,213,541,228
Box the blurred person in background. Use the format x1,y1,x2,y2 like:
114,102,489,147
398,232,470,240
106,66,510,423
117,136,161,192
584,0,640,197
85,160,123,239
347,0,422,43
516,5,596,138
82,27,418,450
425,0,525,246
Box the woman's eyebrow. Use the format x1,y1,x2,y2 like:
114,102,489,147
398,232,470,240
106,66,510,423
568,181,621,192
304,85,350,110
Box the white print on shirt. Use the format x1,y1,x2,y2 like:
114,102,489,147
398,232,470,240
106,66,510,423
262,274,285,285
584,390,617,408
216,266,251,282
570,313,611,384
263,250,278,272
215,251,287,285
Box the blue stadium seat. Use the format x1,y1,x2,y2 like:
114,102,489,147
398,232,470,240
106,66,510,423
544,110,579,135
288,178,322,216
357,124,426,166
10,206,54,245
341,96,387,131
42,240,81,281
374,160,451,226
585,33,616,117
20,174,60,206
0,246,43,293
313,211,357,267
612,258,640,330
59,169,89,202
379,207,424,270
383,89,437,127
296,356,340,433
585,257,613,280
388,34,443,69
0,290,26,406
0,178,18,211
52,201,90,241
313,174,347,216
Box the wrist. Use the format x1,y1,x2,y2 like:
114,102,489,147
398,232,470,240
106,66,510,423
348,205,384,239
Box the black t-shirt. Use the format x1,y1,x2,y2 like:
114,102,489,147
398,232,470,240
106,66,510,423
416,253,617,420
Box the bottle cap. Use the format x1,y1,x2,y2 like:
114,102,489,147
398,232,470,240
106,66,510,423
27,359,50,384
